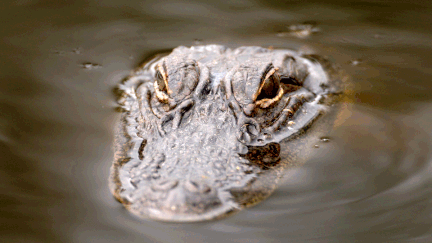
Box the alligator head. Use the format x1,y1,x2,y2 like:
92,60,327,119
110,45,344,222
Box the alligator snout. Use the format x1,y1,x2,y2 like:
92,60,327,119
133,179,235,221
159,180,220,212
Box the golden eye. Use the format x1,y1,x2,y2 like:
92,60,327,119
154,63,170,103
254,67,284,108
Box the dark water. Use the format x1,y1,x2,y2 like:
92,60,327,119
2,1,432,242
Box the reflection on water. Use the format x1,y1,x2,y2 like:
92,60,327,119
1,0,432,242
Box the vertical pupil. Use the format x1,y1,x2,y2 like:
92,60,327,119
156,71,167,92
257,75,279,101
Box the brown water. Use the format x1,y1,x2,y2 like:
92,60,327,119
2,1,432,242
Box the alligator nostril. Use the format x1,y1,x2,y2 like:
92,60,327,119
151,179,179,191
201,184,212,194
184,180,199,192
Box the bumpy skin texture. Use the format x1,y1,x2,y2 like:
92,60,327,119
110,45,345,222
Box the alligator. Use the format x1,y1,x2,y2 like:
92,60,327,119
110,45,347,222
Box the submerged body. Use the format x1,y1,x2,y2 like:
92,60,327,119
110,45,346,222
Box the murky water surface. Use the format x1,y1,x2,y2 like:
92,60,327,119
2,1,432,242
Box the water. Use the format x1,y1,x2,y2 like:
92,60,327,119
1,1,432,242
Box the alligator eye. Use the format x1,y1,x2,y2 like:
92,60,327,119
254,66,284,109
154,63,170,103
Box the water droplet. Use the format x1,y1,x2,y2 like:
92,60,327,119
81,63,102,70
374,34,382,39
72,48,82,54
278,21,320,39
320,137,330,143
193,39,203,45
314,144,320,148
53,50,66,55
350,59,362,66
276,31,287,37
